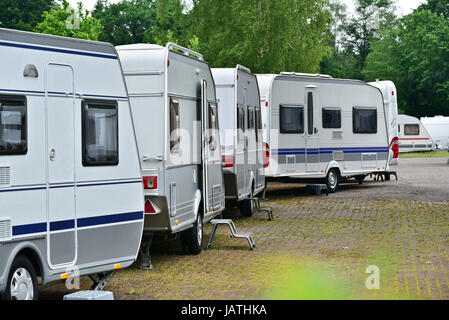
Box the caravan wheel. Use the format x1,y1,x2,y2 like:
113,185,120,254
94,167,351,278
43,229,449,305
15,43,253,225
181,213,203,255
2,255,38,300
326,169,339,193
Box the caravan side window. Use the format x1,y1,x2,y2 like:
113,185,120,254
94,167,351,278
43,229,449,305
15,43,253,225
353,107,377,134
0,95,27,155
307,92,314,135
255,107,262,142
322,108,341,129
208,103,219,150
170,97,180,152
247,107,255,130
237,105,245,141
404,124,419,136
82,100,118,166
280,105,304,134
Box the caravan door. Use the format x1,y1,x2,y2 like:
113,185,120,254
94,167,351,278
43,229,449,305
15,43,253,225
45,63,77,268
305,88,320,173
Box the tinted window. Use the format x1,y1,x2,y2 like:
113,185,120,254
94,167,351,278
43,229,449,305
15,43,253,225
322,108,341,129
353,107,377,134
237,106,245,141
255,107,262,142
82,100,118,166
170,98,180,152
247,107,255,130
307,92,314,135
404,124,419,136
0,96,27,155
280,105,304,134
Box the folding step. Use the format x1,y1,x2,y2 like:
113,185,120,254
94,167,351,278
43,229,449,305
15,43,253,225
207,219,255,250
247,197,273,221
305,184,329,196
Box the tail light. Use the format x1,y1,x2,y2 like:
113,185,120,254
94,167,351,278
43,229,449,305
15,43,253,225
390,137,399,159
263,142,270,168
222,155,234,168
143,177,158,190
145,200,156,214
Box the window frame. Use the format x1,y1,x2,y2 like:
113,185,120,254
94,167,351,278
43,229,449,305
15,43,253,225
82,99,119,167
322,107,342,129
404,124,420,136
280,104,304,134
352,107,378,134
0,94,28,156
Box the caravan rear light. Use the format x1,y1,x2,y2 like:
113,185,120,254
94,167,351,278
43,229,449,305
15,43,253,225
390,137,399,159
143,177,158,190
222,155,234,168
263,142,270,168
145,200,156,214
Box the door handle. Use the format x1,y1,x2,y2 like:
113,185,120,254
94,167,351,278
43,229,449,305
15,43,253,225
49,148,56,161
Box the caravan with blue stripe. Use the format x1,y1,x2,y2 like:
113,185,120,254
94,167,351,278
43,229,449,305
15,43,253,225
257,72,391,192
0,28,145,300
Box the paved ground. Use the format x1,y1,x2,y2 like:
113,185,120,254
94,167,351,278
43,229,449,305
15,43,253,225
40,157,449,300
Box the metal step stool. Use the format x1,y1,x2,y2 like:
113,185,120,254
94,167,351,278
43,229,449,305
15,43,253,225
206,219,256,250
306,184,329,196
63,290,114,300
247,197,273,221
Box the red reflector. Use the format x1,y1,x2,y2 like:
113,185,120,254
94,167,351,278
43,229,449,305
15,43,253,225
167,59,170,67
265,101,269,107
145,200,155,214
222,155,234,168
392,91,395,96
143,177,158,190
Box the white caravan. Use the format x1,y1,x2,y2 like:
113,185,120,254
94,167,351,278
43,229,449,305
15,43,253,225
421,116,449,150
257,72,390,192
398,114,436,153
117,43,225,265
212,66,265,217
0,28,144,300
369,80,399,165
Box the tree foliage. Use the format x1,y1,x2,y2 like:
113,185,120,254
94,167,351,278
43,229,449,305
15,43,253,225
364,9,449,116
188,0,332,73
34,0,103,40
0,0,55,31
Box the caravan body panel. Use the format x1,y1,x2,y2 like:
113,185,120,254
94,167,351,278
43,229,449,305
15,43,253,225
117,43,225,235
0,28,144,294
212,66,265,201
398,114,436,153
420,116,449,150
257,74,390,180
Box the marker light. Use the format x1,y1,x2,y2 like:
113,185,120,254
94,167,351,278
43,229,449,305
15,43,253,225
145,200,156,214
143,177,157,190
222,155,235,168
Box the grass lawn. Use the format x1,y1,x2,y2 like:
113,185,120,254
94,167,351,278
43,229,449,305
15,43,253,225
400,151,449,158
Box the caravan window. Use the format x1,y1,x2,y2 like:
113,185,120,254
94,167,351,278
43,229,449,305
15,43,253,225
0,96,27,155
322,108,341,129
208,103,219,150
307,92,314,135
82,100,118,166
353,107,377,134
170,98,180,152
247,107,255,130
255,107,262,142
404,124,419,136
280,105,304,134
237,105,245,141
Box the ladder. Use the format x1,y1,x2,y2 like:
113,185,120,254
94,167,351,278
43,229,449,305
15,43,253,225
247,197,273,221
206,219,256,250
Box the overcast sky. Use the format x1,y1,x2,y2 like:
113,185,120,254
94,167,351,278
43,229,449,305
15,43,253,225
68,0,426,17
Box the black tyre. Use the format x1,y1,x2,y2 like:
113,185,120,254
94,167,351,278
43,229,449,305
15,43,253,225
2,255,38,300
326,169,339,193
240,189,255,218
181,213,203,255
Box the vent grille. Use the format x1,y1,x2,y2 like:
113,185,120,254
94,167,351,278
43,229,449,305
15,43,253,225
0,166,11,186
0,218,12,241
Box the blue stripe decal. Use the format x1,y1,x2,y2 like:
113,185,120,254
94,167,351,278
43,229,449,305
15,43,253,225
0,180,142,193
0,186,46,193
12,211,144,236
77,180,142,188
77,211,144,228
0,41,117,60
13,223,47,236
273,147,389,156
50,219,75,232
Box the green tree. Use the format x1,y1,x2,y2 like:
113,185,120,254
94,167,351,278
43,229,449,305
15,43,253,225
92,0,157,45
419,0,449,18
34,0,103,40
188,0,332,74
364,9,449,117
0,0,55,31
